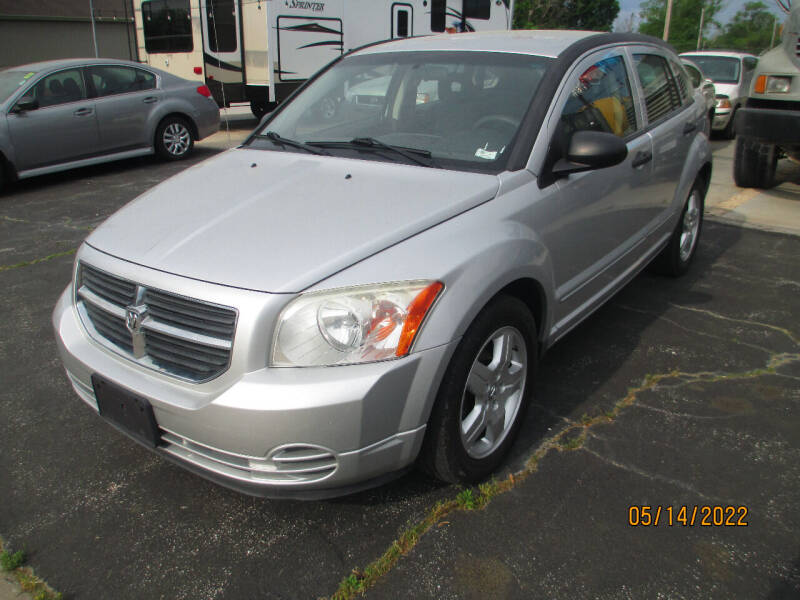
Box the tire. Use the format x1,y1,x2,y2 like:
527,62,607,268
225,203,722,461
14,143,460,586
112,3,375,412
722,108,737,139
251,100,274,121
420,295,537,484
155,116,194,160
653,181,705,277
733,137,777,189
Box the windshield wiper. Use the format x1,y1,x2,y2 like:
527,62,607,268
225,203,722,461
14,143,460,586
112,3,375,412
309,137,435,167
253,131,330,156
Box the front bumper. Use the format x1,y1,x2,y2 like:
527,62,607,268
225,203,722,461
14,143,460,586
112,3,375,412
711,108,732,131
735,106,800,146
52,254,454,498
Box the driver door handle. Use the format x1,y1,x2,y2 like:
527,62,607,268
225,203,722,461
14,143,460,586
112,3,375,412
73,107,93,116
143,96,158,104
683,121,697,134
631,150,652,168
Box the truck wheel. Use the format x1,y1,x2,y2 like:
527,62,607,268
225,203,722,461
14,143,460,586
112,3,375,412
653,180,705,277
733,138,777,189
420,296,536,483
155,116,194,160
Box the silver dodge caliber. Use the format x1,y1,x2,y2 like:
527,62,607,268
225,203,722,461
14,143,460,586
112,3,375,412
53,31,712,498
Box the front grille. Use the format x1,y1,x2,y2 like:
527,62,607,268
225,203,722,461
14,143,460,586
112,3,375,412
76,263,237,382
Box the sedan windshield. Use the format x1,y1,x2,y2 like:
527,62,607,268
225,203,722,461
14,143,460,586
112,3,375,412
681,56,740,84
251,51,551,173
0,70,36,104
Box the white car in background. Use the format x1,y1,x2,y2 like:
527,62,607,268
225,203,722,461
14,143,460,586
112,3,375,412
680,51,757,138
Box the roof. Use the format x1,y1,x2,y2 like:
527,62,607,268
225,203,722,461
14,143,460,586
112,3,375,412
680,51,758,59
356,30,601,59
1,58,147,73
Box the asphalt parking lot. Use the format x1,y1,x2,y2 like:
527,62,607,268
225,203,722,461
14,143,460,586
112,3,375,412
1,122,799,599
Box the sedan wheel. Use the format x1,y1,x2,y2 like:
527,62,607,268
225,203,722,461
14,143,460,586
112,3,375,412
652,181,705,276
155,117,194,160
421,295,536,483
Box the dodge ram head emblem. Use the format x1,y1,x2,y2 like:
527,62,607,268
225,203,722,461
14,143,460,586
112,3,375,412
125,304,148,358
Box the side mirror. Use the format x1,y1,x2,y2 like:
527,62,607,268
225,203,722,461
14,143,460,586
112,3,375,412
12,96,39,113
552,130,628,176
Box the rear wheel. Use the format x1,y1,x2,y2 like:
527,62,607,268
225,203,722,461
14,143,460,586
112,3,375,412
653,181,704,277
155,116,194,160
421,296,536,483
733,137,777,189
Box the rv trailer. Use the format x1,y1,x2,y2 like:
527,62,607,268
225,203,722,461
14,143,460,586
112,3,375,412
132,0,514,118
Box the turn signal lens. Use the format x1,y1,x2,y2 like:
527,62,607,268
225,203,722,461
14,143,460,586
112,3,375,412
196,85,212,97
754,75,767,93
397,281,444,356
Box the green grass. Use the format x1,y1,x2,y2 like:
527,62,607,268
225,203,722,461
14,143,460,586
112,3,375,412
0,549,25,571
0,540,62,600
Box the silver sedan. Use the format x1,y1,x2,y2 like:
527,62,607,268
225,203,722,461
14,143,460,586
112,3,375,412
0,58,220,192
54,32,711,498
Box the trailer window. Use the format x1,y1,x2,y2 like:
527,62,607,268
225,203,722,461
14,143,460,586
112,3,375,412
142,0,193,53
206,0,237,53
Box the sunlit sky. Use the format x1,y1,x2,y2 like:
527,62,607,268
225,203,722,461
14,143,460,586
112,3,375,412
612,0,789,32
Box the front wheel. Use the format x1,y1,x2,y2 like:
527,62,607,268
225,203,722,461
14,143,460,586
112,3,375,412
155,116,194,160
420,296,536,483
653,182,705,277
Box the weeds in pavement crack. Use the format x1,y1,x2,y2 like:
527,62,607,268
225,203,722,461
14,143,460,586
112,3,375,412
328,311,800,599
0,539,61,600
0,248,76,272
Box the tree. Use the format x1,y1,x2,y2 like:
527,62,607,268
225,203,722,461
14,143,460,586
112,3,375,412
638,0,723,52
710,2,776,54
514,0,620,31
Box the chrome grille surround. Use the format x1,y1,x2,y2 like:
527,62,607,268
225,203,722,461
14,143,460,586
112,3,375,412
75,262,237,383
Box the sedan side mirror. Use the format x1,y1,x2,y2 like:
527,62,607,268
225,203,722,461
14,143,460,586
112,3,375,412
552,130,628,176
12,96,39,113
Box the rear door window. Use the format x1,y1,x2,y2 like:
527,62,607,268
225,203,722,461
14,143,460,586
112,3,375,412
89,66,156,97
633,54,682,124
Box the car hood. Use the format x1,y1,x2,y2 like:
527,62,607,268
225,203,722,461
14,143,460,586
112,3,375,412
712,82,740,98
86,148,499,293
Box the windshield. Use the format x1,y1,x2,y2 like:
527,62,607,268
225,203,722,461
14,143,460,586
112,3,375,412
681,56,740,84
0,70,37,104
251,51,551,173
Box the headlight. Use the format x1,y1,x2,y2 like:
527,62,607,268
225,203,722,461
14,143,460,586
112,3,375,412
271,280,443,367
715,96,731,109
766,76,792,94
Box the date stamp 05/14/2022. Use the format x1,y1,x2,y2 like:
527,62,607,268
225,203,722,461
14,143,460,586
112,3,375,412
628,506,749,527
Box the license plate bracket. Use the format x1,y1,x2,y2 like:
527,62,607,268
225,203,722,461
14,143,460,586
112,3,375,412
92,375,161,448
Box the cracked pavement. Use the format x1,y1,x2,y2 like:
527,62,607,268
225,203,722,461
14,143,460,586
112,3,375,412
1,132,799,599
